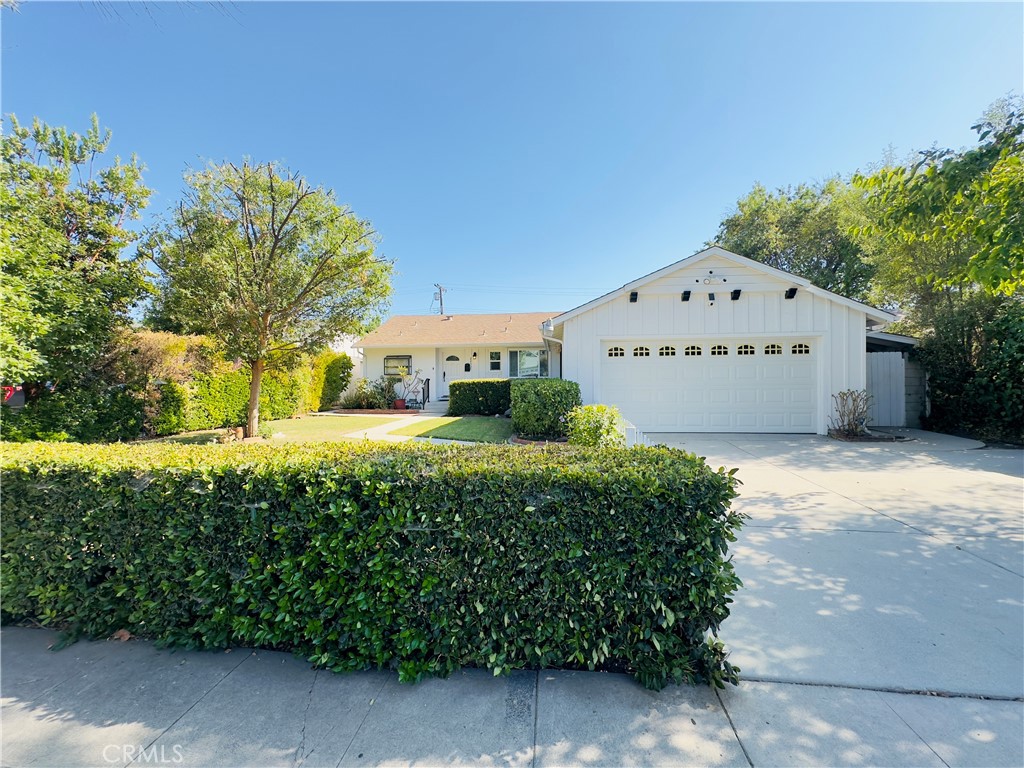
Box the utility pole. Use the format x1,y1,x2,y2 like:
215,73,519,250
433,283,446,315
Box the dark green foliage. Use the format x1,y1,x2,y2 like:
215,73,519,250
1,385,145,443
0,441,744,690
318,352,354,411
511,379,582,439
448,379,511,416
711,178,875,300
918,297,1024,443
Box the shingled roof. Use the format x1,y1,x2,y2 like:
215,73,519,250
357,313,559,348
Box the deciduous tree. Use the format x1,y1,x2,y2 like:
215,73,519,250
710,178,875,300
147,161,391,436
854,97,1023,296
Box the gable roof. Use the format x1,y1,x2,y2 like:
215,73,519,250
357,312,559,348
550,246,895,326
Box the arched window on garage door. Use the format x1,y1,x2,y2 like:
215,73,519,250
658,346,676,357
684,345,702,356
765,344,782,355
710,344,729,356
792,343,811,355
633,346,650,357
607,346,625,358
737,344,756,356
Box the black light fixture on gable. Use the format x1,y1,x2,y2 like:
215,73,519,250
681,291,691,302
785,287,798,299
629,291,638,303
731,289,742,301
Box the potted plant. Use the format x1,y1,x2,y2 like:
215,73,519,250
394,367,423,410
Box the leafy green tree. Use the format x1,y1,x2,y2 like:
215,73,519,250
854,98,1023,295
1,114,150,401
146,161,391,436
710,178,875,300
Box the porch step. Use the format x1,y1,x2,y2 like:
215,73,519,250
420,401,449,415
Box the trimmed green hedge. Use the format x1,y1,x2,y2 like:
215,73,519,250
0,442,744,690
511,379,582,439
317,352,354,411
448,379,511,416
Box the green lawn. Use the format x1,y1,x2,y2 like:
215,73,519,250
264,415,400,441
388,416,513,443
156,415,399,444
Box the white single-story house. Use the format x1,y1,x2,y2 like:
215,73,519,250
356,312,561,403
357,247,897,434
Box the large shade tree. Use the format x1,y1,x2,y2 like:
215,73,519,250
854,98,1023,296
709,178,875,300
147,161,392,436
0,114,150,392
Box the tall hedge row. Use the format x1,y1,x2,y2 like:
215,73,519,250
0,442,744,690
150,352,353,436
447,379,511,416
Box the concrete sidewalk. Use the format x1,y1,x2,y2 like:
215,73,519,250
2,627,1021,767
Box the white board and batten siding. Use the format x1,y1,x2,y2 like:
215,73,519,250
558,253,875,435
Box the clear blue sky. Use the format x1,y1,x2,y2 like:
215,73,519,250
3,1,1021,316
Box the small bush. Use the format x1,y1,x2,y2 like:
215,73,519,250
339,376,397,410
567,404,625,447
448,379,511,416
0,441,744,690
829,390,872,437
510,379,582,439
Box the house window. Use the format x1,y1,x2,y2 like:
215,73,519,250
384,355,412,376
711,345,729,356
607,346,625,358
765,344,782,355
509,349,548,378
633,346,650,357
489,351,501,371
658,346,676,357
792,343,811,355
684,345,702,357
737,344,755,356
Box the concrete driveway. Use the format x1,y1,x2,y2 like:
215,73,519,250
651,430,1024,699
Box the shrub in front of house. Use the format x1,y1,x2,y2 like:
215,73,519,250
566,404,626,448
447,379,511,416
0,441,744,691
338,376,397,409
510,378,582,439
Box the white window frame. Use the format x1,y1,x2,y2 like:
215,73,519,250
509,348,549,378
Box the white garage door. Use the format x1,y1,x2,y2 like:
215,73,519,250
599,339,818,433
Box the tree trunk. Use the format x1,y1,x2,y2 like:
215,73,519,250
246,358,265,438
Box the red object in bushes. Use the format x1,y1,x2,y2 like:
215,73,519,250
393,399,406,410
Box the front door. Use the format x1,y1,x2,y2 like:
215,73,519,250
440,354,463,398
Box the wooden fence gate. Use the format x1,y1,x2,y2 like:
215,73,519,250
866,351,906,427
